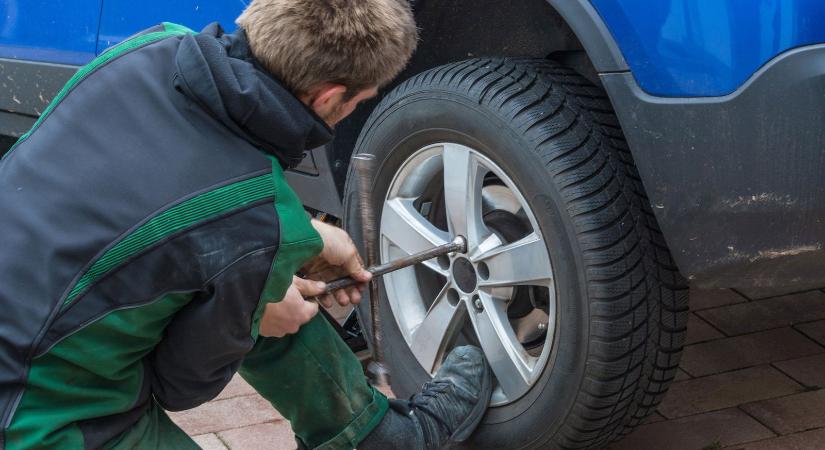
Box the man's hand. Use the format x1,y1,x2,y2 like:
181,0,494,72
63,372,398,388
302,219,372,308
259,276,326,337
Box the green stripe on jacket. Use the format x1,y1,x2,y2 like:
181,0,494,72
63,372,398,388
64,173,274,308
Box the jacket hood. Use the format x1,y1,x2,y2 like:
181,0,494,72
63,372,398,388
174,23,334,168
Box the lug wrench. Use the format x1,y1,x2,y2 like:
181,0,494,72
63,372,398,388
318,236,467,293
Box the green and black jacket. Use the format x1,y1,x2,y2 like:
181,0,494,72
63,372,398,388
0,23,332,448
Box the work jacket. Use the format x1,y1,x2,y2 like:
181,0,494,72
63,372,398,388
0,23,331,448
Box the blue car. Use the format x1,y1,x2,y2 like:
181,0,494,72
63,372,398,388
3,1,825,447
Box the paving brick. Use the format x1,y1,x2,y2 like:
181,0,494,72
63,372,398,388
644,411,666,424
169,395,281,436
796,320,825,347
658,366,802,418
738,287,814,301
680,328,822,377
687,313,725,345
698,291,825,336
214,375,257,401
218,421,295,450
691,289,748,310
775,354,825,388
192,433,228,450
741,389,825,435
675,368,691,381
610,408,774,450
735,427,825,450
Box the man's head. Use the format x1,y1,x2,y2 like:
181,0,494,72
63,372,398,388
237,0,418,126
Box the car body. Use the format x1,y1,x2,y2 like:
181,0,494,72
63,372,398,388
3,0,824,295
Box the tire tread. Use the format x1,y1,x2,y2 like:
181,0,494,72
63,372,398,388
359,58,689,449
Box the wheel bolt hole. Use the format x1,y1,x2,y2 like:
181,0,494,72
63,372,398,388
477,262,490,280
447,288,460,306
437,255,451,271
472,295,483,312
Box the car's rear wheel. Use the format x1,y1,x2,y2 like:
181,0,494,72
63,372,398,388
344,58,688,449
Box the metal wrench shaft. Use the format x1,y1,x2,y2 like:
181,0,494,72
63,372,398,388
320,236,466,294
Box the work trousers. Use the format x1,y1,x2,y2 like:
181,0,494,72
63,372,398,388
105,315,389,450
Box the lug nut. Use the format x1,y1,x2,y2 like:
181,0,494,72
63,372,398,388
452,235,468,254
473,295,483,312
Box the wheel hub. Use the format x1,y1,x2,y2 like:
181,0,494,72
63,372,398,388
451,257,477,293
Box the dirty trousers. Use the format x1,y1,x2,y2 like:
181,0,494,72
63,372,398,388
107,315,389,450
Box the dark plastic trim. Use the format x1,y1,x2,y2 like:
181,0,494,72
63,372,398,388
0,58,76,118
285,145,343,217
0,111,35,138
601,44,825,291
546,0,628,72
0,58,75,137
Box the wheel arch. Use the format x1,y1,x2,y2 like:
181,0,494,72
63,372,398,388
404,0,613,85
328,0,630,196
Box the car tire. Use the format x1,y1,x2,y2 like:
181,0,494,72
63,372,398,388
343,58,689,449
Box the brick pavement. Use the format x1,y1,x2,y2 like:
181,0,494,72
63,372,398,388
612,288,825,450
175,289,825,449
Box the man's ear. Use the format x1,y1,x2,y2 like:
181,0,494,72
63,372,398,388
303,83,347,116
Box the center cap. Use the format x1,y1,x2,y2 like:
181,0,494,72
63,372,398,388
452,257,478,293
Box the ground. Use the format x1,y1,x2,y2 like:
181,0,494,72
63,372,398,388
171,288,825,449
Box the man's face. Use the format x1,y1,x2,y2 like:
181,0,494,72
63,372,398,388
305,85,379,128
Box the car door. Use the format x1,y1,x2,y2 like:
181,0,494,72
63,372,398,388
97,0,245,53
0,0,103,65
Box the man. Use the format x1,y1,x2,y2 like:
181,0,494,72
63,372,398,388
0,0,492,449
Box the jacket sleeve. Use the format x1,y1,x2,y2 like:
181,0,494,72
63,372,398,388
149,246,278,411
151,164,323,411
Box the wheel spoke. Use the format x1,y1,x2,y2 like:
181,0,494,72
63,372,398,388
468,233,504,260
475,232,552,288
381,198,450,274
410,285,467,373
468,292,532,398
442,144,488,246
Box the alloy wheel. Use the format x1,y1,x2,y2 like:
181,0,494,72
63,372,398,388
379,143,557,405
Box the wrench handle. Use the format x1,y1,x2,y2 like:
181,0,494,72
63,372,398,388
319,237,466,293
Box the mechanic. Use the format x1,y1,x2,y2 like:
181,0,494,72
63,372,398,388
0,0,493,449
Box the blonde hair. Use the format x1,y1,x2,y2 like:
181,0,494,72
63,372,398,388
237,0,418,97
